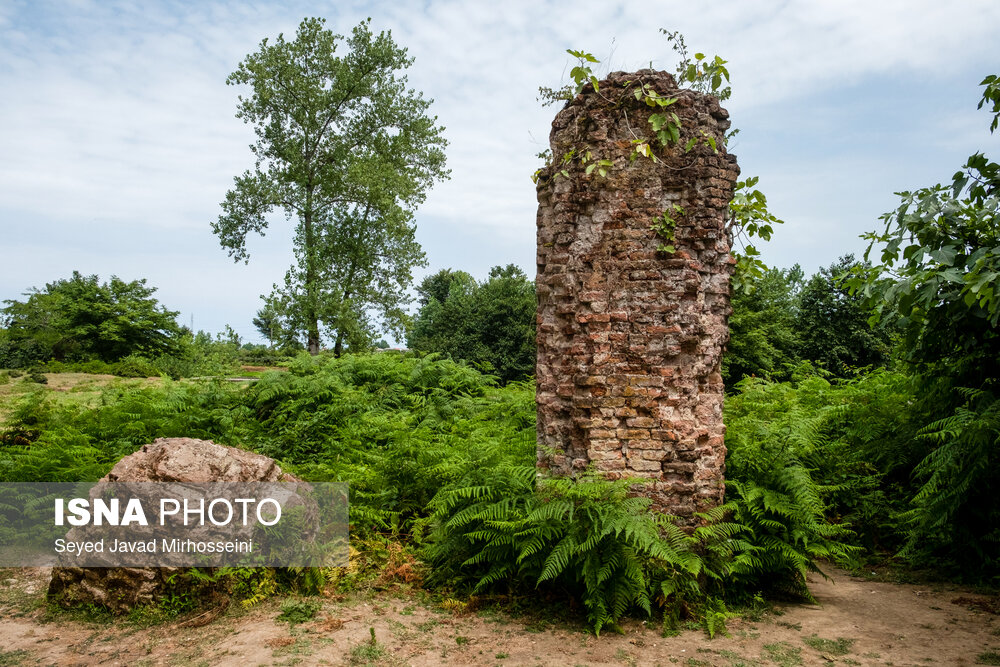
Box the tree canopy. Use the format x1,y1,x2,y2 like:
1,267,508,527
796,255,892,377
408,265,536,384
723,266,801,388
213,17,448,355
1,272,180,365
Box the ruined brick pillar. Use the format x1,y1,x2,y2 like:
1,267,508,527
535,70,738,519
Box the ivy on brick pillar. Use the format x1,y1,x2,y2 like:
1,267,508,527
535,70,738,521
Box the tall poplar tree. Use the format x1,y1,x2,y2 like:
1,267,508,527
213,17,448,354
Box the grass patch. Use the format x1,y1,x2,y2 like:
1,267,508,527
977,650,1000,666
802,635,854,656
0,650,32,666
763,642,802,667
276,599,322,625
775,621,801,631
350,628,390,666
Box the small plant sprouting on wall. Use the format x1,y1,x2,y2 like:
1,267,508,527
651,204,683,253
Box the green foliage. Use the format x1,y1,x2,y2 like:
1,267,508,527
658,31,780,286
632,83,681,157
237,352,533,533
277,598,322,625
650,205,682,253
727,177,784,291
796,255,892,378
537,49,600,106
846,78,999,384
727,256,896,387
214,17,448,354
534,34,782,286
421,367,860,633
979,73,1000,133
0,353,865,631
723,376,864,593
901,387,1000,571
408,265,536,384
567,49,600,95
36,328,246,379
0,328,48,369
763,642,803,666
110,354,161,378
802,635,854,656
724,267,801,388
978,649,1000,666
843,75,1000,574
253,298,302,352
661,30,731,102
424,457,705,635
349,627,389,666
1,271,181,366
724,369,916,561
425,452,854,635
726,358,1000,578
849,174,1000,381
415,269,478,307
0,379,247,482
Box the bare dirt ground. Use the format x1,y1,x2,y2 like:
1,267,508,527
1,567,998,667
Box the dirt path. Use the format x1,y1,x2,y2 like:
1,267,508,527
1,567,997,666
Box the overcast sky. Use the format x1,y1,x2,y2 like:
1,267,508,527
2,0,998,344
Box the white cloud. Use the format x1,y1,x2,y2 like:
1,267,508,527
1,0,998,340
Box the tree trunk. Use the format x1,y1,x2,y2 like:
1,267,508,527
333,332,343,358
304,187,320,355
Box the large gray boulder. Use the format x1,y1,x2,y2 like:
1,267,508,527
48,437,300,613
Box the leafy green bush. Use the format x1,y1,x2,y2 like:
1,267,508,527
1,272,181,364
240,352,530,533
840,77,1000,577
424,457,720,635
111,354,160,378
0,334,50,369
408,265,536,384
725,368,915,559
42,358,118,375
238,345,293,367
0,379,247,482
901,387,1000,573
421,366,862,633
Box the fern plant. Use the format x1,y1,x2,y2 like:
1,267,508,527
425,465,714,635
901,386,1000,572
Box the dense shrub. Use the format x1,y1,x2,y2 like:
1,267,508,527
1,272,181,364
723,368,911,566
408,265,536,384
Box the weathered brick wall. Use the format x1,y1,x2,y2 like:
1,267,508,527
535,70,738,519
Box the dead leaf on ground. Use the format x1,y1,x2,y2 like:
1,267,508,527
952,596,1000,615
264,636,296,648
316,616,346,632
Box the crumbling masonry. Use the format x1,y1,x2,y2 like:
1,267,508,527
535,70,739,519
